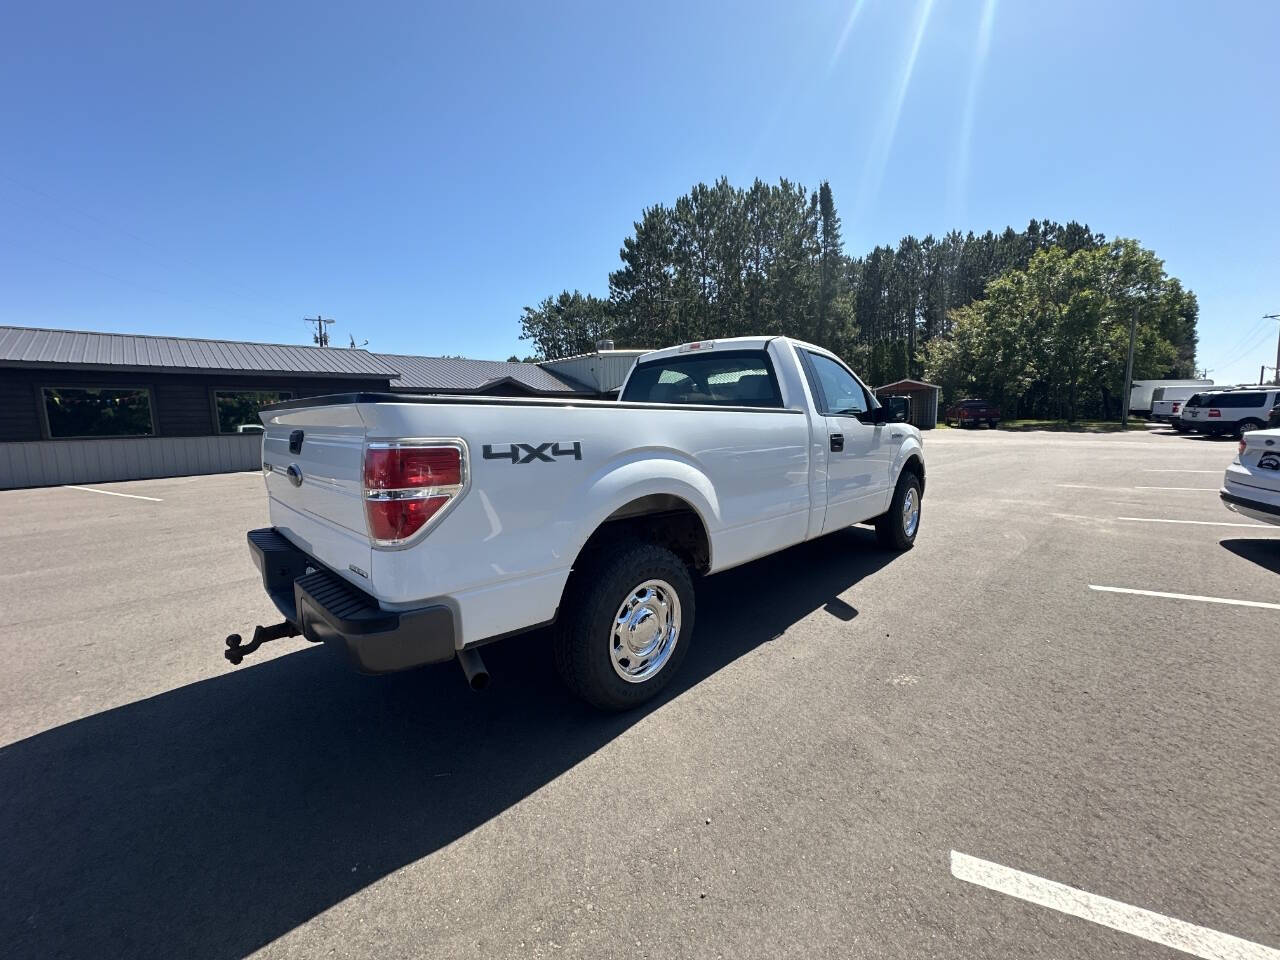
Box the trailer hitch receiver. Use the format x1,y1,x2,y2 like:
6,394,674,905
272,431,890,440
224,621,302,665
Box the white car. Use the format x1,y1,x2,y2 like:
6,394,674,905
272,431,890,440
231,336,926,709
1151,398,1186,426
1222,427,1280,526
1150,384,1212,425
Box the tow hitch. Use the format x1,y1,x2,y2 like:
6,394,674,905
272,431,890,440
224,620,302,665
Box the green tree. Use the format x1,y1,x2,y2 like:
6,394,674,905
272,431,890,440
518,290,615,360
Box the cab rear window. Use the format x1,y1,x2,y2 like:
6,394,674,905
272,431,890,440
621,351,782,407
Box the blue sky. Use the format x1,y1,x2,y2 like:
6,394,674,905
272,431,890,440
2,0,1278,383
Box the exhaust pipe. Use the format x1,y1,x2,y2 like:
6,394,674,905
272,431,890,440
457,647,490,691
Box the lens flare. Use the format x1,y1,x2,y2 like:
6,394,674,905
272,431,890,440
827,0,869,73
951,0,999,221
854,0,938,218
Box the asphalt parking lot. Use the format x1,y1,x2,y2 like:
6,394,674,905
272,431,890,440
1,428,1277,960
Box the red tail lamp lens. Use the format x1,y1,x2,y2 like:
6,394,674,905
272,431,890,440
365,495,449,542
364,446,461,490
362,444,464,544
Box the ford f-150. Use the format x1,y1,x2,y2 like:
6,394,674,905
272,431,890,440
229,336,926,709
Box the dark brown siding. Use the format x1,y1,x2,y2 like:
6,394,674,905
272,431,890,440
0,368,390,442
0,375,42,442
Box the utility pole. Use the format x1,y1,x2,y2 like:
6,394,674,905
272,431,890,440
304,315,334,347
1121,304,1138,427
348,334,368,349
1265,314,1280,385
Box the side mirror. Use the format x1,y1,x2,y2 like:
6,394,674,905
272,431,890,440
880,396,911,423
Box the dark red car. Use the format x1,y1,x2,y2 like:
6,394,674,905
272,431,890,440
945,398,1001,428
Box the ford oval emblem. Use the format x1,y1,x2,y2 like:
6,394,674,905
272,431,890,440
286,463,304,487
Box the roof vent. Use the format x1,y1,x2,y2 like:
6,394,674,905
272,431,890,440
595,339,615,352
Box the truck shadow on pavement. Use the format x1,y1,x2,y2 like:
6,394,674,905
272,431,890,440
0,527,896,960
1220,537,1280,573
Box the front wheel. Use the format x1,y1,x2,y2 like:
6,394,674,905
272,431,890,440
875,473,922,551
554,541,695,711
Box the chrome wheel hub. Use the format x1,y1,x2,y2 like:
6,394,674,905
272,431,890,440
902,487,920,537
610,579,681,683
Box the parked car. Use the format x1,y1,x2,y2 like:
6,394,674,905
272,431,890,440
1182,387,1280,438
1128,378,1214,418
1148,383,1212,426
1150,398,1186,426
230,336,925,710
1269,403,1280,429
945,399,1000,428
1175,392,1212,432
1221,427,1280,526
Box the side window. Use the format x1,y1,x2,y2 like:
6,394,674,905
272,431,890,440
803,352,870,416
1230,392,1265,407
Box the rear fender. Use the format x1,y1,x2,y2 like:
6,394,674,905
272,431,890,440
560,449,720,569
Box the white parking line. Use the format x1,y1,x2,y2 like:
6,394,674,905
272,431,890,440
1142,469,1222,474
1135,486,1219,492
951,851,1280,959
64,485,163,502
1118,516,1269,528
1088,585,1280,610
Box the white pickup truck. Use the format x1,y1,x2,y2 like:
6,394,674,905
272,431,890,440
231,336,926,709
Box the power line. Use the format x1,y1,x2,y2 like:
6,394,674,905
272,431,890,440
1210,321,1276,370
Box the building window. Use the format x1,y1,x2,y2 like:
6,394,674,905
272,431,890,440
42,387,155,438
213,390,293,434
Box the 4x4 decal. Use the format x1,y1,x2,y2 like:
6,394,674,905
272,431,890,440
482,441,583,464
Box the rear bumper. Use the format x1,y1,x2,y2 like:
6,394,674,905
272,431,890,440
247,527,456,673
1221,485,1280,525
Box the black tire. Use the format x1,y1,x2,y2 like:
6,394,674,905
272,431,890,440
554,541,695,711
987,419,997,428
1238,419,1265,438
874,472,922,551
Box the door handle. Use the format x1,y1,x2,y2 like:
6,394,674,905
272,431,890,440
830,434,844,452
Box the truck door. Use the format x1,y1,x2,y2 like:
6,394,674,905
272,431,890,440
799,350,894,532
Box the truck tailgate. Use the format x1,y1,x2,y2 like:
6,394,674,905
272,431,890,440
261,402,373,586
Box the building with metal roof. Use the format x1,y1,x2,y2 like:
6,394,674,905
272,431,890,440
377,353,592,396
0,325,401,378
0,325,645,489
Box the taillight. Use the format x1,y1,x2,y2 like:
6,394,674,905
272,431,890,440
1238,439,1247,457
1208,409,1220,418
1172,403,1180,413
363,442,466,546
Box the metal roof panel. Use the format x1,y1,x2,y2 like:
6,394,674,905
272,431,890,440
0,325,400,378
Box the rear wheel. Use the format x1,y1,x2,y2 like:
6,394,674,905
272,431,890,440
1238,419,1265,438
554,541,695,711
875,472,922,551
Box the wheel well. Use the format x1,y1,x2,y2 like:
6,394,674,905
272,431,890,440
901,454,925,495
576,495,711,576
